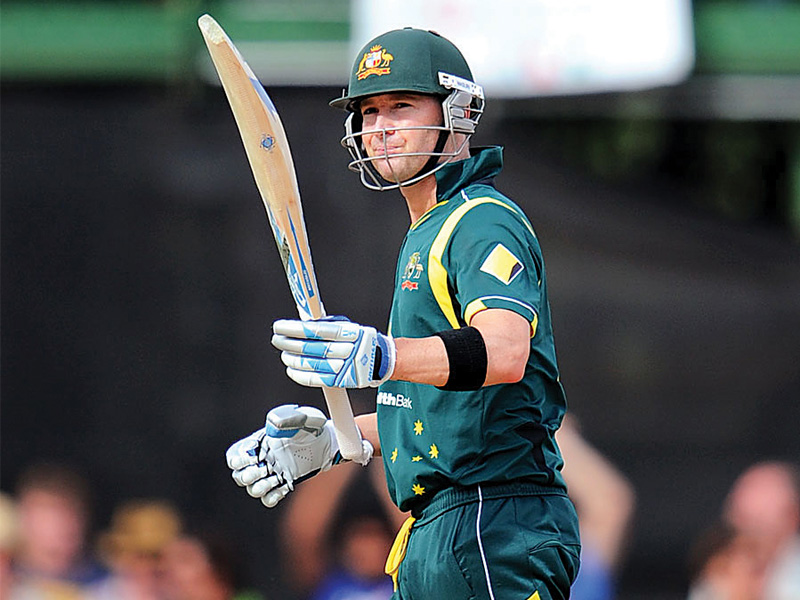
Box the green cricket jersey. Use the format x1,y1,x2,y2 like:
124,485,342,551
377,146,570,515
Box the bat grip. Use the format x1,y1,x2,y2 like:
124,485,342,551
321,386,364,461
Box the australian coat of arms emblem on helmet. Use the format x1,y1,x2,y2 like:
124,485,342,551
356,45,394,80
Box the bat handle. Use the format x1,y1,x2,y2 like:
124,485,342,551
321,386,364,461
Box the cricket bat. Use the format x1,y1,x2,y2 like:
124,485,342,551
197,14,364,460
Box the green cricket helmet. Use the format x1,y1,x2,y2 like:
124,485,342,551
331,28,485,191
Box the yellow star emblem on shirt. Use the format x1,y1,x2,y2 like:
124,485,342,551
390,448,398,463
429,444,439,459
413,420,424,435
411,455,423,462
412,483,425,495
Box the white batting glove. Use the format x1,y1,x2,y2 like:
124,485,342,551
226,428,290,507
225,405,373,508
271,317,396,388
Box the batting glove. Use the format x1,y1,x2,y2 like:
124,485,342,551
272,316,396,389
225,405,373,508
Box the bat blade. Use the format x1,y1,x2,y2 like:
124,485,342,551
198,14,363,461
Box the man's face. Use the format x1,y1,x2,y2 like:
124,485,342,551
725,465,799,538
358,93,444,184
17,489,86,574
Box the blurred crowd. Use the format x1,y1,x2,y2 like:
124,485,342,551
686,461,800,600
1,441,797,600
0,462,263,600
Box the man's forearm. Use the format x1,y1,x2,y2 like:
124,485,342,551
390,309,531,388
355,412,381,456
392,336,450,386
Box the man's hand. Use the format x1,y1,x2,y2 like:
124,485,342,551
225,405,373,508
272,317,396,388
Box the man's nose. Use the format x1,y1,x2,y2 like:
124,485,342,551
373,114,396,135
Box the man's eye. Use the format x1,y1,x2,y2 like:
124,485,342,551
361,107,377,116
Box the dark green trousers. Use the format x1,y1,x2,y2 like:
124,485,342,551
392,484,580,600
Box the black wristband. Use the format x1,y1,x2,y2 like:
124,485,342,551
434,326,488,391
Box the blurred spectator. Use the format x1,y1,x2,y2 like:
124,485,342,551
11,462,108,599
722,461,800,600
686,521,762,600
556,415,636,600
310,513,395,600
1,492,20,599
281,461,405,600
88,499,182,600
160,528,265,600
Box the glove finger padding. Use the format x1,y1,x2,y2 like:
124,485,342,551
279,353,340,387
262,483,292,508
273,318,362,342
226,429,265,471
279,352,342,376
232,462,271,488
282,365,335,388
246,473,286,498
271,336,354,360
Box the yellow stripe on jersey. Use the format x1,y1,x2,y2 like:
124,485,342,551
526,592,541,600
410,200,449,231
464,299,488,325
429,197,533,329
464,297,539,337
480,243,524,285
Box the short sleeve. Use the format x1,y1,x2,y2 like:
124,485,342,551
443,199,543,334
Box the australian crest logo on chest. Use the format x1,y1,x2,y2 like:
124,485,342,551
401,251,424,291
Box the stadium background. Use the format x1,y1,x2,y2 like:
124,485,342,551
2,1,799,598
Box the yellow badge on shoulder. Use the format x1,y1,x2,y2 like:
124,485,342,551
480,243,524,285
357,45,394,80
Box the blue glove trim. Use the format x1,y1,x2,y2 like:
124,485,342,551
331,328,364,387
299,356,340,374
374,334,392,380
266,425,300,438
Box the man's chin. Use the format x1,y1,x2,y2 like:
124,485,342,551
372,158,424,184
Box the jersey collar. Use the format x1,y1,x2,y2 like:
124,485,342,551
434,145,504,202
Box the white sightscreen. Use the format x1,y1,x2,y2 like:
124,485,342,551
351,0,695,97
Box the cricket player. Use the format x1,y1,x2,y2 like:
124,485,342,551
227,28,581,599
